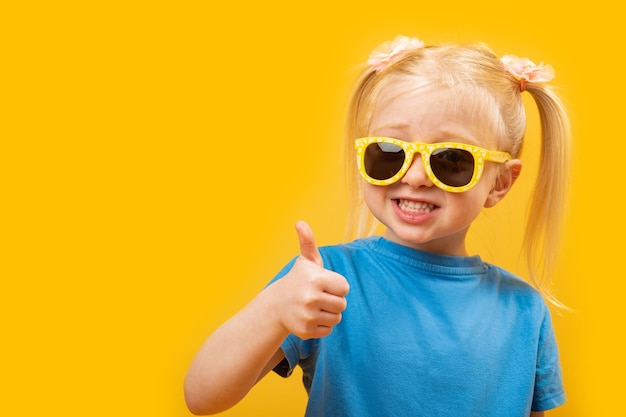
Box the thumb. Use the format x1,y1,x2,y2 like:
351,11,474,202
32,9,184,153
295,220,323,267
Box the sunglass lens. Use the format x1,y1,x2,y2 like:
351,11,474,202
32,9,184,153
430,149,474,186
364,142,406,180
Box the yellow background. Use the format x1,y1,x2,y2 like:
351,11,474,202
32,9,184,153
1,1,619,416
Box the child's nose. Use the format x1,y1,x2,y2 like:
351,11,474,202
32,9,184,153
400,155,434,189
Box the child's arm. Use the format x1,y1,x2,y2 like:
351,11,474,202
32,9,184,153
184,221,350,415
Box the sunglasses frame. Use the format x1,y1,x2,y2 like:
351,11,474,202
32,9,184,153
355,137,511,193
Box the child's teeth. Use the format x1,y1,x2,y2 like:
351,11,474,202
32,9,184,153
398,200,435,213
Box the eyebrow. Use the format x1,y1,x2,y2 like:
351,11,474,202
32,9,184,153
370,123,410,136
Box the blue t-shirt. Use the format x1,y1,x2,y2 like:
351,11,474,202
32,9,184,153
270,237,565,416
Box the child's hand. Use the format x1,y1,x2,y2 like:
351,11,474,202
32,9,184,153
268,221,350,340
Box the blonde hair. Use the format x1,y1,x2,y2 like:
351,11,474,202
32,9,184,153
344,42,571,308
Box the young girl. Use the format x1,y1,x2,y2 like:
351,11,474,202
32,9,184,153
185,35,571,416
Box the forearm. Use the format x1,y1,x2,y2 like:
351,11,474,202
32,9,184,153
184,286,289,415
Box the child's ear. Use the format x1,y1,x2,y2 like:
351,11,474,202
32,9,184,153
484,159,522,208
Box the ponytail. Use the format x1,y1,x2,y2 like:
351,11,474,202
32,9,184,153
523,84,572,309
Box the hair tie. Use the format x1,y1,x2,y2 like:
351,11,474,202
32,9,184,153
368,35,425,73
500,55,555,92
519,78,527,92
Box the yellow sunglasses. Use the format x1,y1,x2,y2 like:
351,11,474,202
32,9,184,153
355,137,511,193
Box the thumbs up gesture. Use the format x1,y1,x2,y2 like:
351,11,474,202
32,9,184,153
268,221,350,340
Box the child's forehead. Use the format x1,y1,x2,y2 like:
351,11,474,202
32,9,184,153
370,80,502,144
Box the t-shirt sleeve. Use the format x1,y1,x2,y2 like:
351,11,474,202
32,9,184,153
273,335,302,378
531,307,566,411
